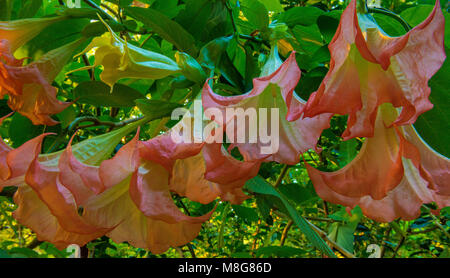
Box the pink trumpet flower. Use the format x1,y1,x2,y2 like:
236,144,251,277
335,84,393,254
306,104,450,222
203,45,332,165
303,0,446,140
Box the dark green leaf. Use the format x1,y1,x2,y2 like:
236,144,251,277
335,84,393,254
277,6,325,27
56,105,77,129
258,0,283,13
199,36,232,69
232,205,259,223
239,0,269,32
255,246,306,258
124,7,198,56
135,99,182,120
317,11,341,43
414,47,450,157
73,81,144,107
246,176,336,257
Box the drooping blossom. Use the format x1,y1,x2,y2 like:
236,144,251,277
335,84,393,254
70,17,180,90
1,118,144,248
303,0,446,140
0,16,74,125
22,129,214,254
305,104,450,222
203,45,332,165
1,112,217,253
0,16,65,54
0,39,83,125
139,107,262,205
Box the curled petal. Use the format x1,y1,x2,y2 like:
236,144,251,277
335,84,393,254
129,162,214,223
0,40,83,125
25,156,110,235
83,181,205,254
307,105,450,221
0,133,49,190
99,130,141,189
58,136,104,205
307,107,404,200
402,125,450,197
203,51,331,164
13,187,108,249
304,0,445,139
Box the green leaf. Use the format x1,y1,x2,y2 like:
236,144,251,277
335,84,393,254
175,0,232,43
327,206,362,254
255,246,306,258
18,0,42,19
0,249,12,258
56,105,77,129
338,138,359,166
245,176,336,257
292,24,324,56
73,81,144,107
124,7,198,56
8,247,41,258
232,205,259,224
0,0,13,20
372,13,406,37
258,0,283,13
135,99,183,120
400,4,434,27
218,52,245,91
151,0,182,19
239,0,269,32
317,10,342,43
8,113,60,148
277,6,325,27
199,36,232,69
278,183,317,205
414,47,450,157
19,18,89,60
400,5,450,48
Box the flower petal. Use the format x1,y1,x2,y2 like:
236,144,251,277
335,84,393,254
25,156,111,235
13,186,108,249
203,51,331,164
303,0,445,139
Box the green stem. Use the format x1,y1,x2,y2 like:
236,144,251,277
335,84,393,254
368,7,412,32
68,116,146,134
274,164,289,188
82,0,117,22
218,203,231,249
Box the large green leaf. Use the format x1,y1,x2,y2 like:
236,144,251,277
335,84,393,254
124,7,198,56
239,0,269,32
8,113,61,149
245,176,336,257
317,10,342,43
232,204,259,224
258,0,283,13
276,6,325,27
73,81,144,107
327,206,362,254
175,0,232,43
135,99,182,120
198,36,232,69
414,47,450,158
292,24,324,56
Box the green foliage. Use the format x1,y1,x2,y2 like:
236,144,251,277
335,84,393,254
0,0,448,259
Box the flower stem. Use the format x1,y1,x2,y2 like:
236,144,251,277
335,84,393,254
368,7,412,32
